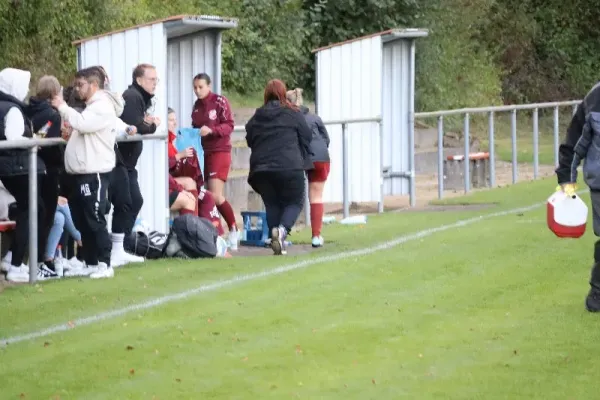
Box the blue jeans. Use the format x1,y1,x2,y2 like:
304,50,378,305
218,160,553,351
45,204,82,260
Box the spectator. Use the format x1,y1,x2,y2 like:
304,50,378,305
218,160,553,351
191,73,239,249
51,67,125,279
286,88,331,248
110,63,159,267
245,79,313,255
168,107,225,236
0,68,49,282
28,75,65,270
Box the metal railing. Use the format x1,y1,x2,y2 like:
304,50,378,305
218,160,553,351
233,116,384,222
0,133,168,284
414,100,582,198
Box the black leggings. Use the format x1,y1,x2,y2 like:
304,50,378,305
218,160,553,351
1,175,45,267
110,165,143,235
249,170,305,233
39,169,60,262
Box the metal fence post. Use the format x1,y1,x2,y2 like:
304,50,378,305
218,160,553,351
511,109,518,184
553,106,560,167
304,176,310,225
28,147,38,283
342,123,350,219
532,108,539,179
572,104,577,116
437,116,444,199
488,111,495,188
463,113,470,193
378,120,384,213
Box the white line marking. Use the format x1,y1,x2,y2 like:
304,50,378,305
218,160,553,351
0,197,570,347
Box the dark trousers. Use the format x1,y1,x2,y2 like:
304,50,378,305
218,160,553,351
249,170,305,233
68,172,111,266
109,165,143,235
1,174,45,267
39,169,60,261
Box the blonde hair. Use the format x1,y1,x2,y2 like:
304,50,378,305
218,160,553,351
285,88,304,107
36,75,61,100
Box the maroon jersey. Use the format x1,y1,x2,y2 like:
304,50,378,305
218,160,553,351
191,92,234,154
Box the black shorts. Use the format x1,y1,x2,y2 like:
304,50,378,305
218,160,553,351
169,191,179,207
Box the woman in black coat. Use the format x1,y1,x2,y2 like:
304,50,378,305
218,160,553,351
245,79,313,255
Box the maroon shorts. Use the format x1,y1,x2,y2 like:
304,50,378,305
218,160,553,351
307,161,330,183
204,151,231,182
198,188,224,236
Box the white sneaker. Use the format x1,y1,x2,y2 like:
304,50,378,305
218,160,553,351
90,263,114,279
228,228,239,251
216,236,229,257
67,257,84,270
6,264,29,283
1,251,12,272
311,236,324,248
111,249,144,268
64,264,98,277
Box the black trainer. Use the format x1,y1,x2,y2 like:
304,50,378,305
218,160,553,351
586,261,600,312
37,264,59,281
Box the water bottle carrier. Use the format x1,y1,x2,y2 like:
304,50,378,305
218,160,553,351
547,191,588,238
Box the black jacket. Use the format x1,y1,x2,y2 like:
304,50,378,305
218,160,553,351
300,106,330,162
0,91,45,177
245,100,313,178
117,82,156,168
557,83,600,186
27,96,64,171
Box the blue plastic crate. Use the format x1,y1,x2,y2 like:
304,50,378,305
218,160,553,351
240,211,269,247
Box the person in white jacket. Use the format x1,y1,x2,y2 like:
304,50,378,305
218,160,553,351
51,67,136,279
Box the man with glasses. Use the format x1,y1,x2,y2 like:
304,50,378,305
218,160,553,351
109,63,161,267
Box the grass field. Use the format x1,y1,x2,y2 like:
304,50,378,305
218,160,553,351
1,178,599,399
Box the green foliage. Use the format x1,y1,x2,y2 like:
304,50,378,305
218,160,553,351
414,0,503,111
0,0,596,111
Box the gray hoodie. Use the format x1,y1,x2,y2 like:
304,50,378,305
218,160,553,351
301,106,330,162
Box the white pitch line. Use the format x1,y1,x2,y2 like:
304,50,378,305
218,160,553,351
0,199,556,347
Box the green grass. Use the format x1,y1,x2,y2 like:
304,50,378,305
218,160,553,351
2,178,600,399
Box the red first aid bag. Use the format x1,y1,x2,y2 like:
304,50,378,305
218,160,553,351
547,190,588,238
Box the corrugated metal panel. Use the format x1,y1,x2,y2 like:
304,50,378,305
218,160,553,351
77,23,169,233
315,36,382,203
167,32,220,130
382,39,410,195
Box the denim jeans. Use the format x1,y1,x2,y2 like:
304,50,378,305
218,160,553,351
45,204,82,260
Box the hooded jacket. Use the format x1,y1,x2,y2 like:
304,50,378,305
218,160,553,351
28,96,64,170
245,100,313,177
300,106,330,163
0,68,46,176
58,90,125,175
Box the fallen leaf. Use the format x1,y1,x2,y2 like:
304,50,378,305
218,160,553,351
126,345,134,351
143,284,148,289
129,369,135,375
43,342,50,347
207,318,213,323
372,379,376,385
175,378,181,383
242,357,248,362
312,328,317,333
295,345,303,355
19,393,25,399
344,384,348,388
212,332,220,336
513,349,518,355
53,395,61,400
155,349,159,355
67,321,75,328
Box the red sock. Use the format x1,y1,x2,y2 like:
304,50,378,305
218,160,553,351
217,200,237,230
310,203,324,237
190,190,199,216
180,209,195,216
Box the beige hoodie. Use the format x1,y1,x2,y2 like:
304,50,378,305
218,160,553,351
58,90,125,175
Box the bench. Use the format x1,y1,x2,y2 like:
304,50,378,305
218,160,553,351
443,152,490,190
